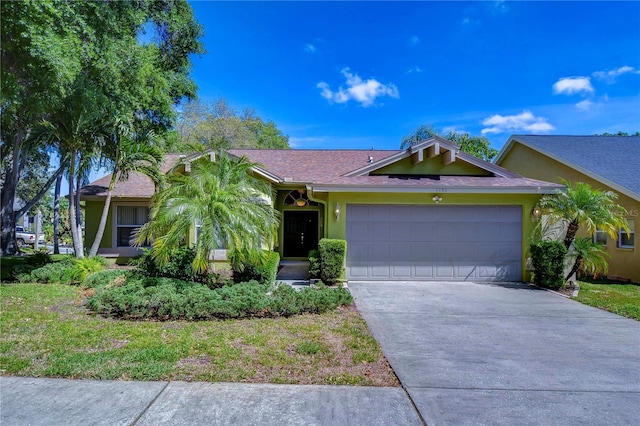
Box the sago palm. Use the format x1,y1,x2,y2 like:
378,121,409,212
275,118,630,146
565,237,610,281
536,179,628,249
136,151,279,274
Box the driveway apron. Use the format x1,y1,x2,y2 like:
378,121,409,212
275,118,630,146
349,281,640,426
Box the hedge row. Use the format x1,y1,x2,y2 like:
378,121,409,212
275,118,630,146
86,277,352,320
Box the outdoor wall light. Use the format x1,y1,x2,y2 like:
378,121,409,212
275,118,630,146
432,195,443,204
531,207,541,222
334,203,341,221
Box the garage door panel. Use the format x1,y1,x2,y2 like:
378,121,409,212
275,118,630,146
346,205,522,281
414,265,434,278
389,223,413,241
435,265,455,278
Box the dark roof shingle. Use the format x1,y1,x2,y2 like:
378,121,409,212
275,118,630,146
507,135,640,197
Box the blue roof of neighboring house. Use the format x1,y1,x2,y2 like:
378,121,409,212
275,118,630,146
497,135,640,200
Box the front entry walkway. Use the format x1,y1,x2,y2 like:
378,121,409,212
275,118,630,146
349,281,640,425
276,260,310,289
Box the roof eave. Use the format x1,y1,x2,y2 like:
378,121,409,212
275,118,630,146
310,184,562,194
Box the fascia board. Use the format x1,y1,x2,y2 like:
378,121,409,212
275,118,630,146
343,151,407,177
496,137,640,202
310,184,563,194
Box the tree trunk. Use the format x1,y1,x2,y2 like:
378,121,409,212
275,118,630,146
564,220,580,249
0,125,26,256
566,255,583,282
53,174,62,254
89,173,118,257
68,153,84,258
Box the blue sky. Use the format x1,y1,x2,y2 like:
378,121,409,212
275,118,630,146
188,0,640,152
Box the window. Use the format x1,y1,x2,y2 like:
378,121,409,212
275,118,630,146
618,219,635,249
593,228,608,246
284,189,318,207
116,206,150,247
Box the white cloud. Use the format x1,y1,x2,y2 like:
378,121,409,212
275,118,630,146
592,66,639,82
408,35,420,46
575,99,594,111
406,66,422,74
552,77,594,95
317,68,399,107
481,110,555,135
304,43,316,53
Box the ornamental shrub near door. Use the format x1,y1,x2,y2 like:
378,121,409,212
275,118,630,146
530,241,567,290
318,239,347,285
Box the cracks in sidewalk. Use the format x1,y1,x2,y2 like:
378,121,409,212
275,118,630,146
129,381,171,425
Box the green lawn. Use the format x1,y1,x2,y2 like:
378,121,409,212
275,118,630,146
574,281,640,321
0,283,398,386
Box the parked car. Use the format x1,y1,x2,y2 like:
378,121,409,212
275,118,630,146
16,226,46,246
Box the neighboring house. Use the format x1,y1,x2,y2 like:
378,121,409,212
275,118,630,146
495,135,640,283
81,136,562,282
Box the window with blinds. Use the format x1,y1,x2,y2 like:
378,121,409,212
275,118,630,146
116,206,150,247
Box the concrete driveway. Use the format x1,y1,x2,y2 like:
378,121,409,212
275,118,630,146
349,281,640,426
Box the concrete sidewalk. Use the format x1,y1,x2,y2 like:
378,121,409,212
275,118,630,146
0,377,422,426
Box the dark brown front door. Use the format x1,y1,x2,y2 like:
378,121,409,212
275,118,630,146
283,211,318,257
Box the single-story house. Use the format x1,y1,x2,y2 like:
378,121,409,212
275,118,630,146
495,135,639,283
81,136,563,282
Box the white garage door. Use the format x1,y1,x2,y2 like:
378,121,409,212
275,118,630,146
346,205,522,281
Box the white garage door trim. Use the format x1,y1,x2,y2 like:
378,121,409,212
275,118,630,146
346,205,522,281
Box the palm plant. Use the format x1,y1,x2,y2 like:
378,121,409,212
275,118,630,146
135,151,279,274
565,237,610,281
34,86,107,257
536,179,629,249
88,120,165,257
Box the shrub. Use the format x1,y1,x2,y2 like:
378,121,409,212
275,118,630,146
230,250,280,285
318,239,347,284
308,249,321,279
530,241,567,290
87,277,353,321
134,247,209,284
16,256,106,285
26,249,52,267
83,269,129,289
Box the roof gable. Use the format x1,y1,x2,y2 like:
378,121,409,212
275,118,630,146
496,135,640,200
345,136,518,178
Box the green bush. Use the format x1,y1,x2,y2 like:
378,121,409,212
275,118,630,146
318,239,347,284
26,249,53,267
83,269,129,289
87,277,353,321
530,241,567,290
135,247,199,282
308,249,321,279
230,250,280,285
16,257,106,284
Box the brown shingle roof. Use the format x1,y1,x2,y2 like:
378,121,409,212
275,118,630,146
228,149,400,183
81,148,562,199
80,154,183,198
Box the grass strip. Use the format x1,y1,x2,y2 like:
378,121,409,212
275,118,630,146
0,283,398,386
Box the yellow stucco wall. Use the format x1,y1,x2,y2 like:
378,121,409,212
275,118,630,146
499,143,639,283
322,191,541,282
85,201,113,250
372,156,492,176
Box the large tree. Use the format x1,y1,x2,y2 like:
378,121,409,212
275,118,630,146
400,125,498,161
176,99,290,150
1,0,204,255
136,152,280,274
